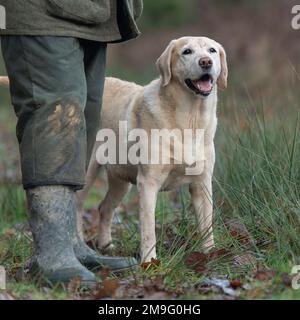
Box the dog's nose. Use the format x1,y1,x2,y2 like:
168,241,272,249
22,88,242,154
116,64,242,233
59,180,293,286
199,57,213,69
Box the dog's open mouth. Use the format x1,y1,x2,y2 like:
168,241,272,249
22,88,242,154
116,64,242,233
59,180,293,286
185,74,214,96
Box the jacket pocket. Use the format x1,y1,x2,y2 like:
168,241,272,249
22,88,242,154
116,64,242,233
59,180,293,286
46,0,110,25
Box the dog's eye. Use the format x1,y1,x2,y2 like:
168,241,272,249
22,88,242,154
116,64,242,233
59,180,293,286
209,48,217,53
182,48,193,55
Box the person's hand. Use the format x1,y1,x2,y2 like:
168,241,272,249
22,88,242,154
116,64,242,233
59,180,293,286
0,76,9,86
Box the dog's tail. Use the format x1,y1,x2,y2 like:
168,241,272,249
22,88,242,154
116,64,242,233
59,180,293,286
0,76,9,86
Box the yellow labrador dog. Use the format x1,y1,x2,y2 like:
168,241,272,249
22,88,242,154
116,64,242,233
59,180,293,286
77,36,228,263
0,37,228,263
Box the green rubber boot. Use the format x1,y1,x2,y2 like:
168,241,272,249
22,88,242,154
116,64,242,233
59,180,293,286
70,192,138,271
26,186,96,284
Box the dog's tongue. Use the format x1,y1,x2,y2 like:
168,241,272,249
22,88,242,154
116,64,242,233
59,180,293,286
193,79,212,92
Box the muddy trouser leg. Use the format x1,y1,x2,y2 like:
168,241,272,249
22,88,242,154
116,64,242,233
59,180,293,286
81,39,106,166
1,36,96,283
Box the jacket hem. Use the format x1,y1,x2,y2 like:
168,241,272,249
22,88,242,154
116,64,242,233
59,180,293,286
0,28,140,43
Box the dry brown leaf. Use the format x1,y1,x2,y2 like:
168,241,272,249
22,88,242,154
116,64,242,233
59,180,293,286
185,249,230,274
185,252,207,265
185,252,208,274
230,279,243,289
93,279,119,299
225,219,255,246
254,270,276,281
141,258,161,270
207,248,231,261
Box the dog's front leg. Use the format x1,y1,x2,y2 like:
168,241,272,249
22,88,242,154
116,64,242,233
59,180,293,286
137,173,160,262
189,176,214,250
189,145,215,250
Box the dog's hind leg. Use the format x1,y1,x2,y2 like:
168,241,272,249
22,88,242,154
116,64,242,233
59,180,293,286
76,146,102,239
98,173,131,251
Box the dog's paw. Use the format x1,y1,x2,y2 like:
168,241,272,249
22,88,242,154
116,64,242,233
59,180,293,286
202,237,215,253
99,242,116,254
140,250,157,264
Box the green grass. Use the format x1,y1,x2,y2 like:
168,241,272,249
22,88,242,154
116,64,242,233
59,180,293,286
215,91,300,269
1,79,300,299
0,184,26,232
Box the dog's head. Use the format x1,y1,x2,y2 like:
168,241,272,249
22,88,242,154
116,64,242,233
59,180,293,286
156,37,228,98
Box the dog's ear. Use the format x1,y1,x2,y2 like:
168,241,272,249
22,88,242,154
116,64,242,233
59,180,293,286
217,45,228,90
156,40,176,87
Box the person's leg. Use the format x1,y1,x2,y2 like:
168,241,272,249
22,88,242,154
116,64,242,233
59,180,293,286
75,40,107,241
1,35,137,278
82,40,107,165
1,35,95,283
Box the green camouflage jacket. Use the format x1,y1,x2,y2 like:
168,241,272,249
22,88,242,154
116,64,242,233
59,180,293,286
0,0,143,42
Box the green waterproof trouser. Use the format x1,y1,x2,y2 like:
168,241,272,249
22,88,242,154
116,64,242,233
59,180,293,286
1,36,107,190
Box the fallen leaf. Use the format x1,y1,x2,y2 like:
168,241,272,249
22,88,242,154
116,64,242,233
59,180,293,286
254,270,276,281
93,279,119,299
141,258,161,270
185,252,207,264
207,248,231,261
185,252,208,274
194,265,208,274
230,279,243,289
225,219,255,246
185,249,230,274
